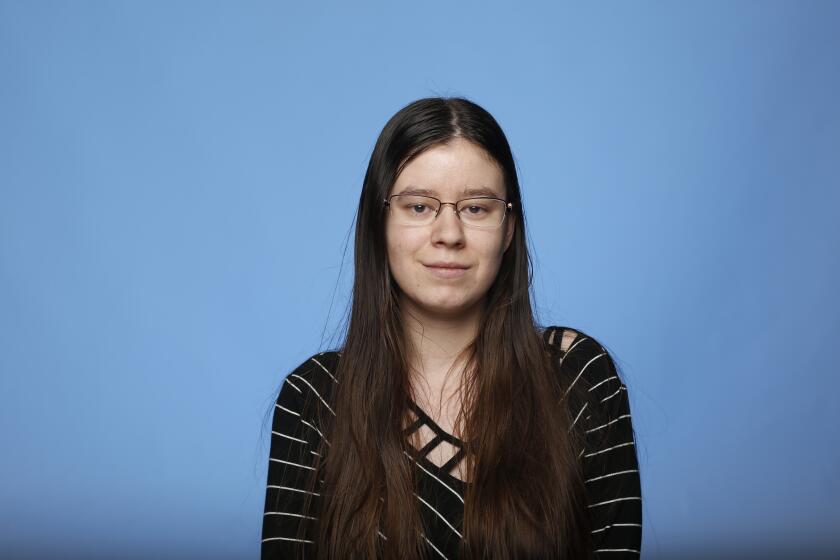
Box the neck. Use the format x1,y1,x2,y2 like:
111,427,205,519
400,298,483,401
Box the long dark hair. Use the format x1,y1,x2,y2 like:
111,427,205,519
300,97,595,559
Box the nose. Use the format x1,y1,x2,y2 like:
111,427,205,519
430,203,465,247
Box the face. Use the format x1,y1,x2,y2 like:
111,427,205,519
385,137,515,320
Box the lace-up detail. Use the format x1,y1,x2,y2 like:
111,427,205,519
403,400,470,482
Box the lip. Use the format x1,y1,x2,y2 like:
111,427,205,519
425,261,470,269
423,262,470,279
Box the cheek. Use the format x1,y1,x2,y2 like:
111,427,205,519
476,238,507,280
476,233,506,259
386,230,422,269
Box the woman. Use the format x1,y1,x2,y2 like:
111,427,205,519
261,97,642,559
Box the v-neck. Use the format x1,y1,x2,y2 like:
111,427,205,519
406,399,466,444
405,399,471,486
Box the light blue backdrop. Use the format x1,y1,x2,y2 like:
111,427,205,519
1,1,838,558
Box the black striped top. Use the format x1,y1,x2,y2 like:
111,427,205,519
261,326,642,558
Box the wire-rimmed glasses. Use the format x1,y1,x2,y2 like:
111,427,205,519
383,194,513,229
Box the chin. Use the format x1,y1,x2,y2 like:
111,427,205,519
414,295,478,317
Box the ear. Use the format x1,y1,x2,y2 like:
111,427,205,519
503,214,515,252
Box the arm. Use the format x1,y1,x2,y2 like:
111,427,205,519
582,349,643,558
261,374,321,559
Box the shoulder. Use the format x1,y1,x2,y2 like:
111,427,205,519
542,325,587,354
542,325,626,402
284,350,341,385
278,350,342,414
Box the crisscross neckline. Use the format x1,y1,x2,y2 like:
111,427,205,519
404,399,471,484
406,399,467,444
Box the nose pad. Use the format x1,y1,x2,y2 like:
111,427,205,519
435,202,461,223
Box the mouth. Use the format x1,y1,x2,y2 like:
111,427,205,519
423,263,470,279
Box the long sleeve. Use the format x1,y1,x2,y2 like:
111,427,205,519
261,373,321,559
581,348,643,558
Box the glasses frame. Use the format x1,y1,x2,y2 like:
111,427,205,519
383,194,514,229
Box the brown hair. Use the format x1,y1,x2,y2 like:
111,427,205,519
298,97,596,559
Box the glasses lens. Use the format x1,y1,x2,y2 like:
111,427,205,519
389,195,439,225
457,198,507,227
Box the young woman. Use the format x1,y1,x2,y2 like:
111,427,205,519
261,97,642,559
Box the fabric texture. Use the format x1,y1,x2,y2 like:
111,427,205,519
261,326,643,558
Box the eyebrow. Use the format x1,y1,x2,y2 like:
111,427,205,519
396,185,504,198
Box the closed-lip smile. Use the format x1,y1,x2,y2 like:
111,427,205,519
424,262,469,269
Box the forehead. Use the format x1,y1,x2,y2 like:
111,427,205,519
392,139,506,198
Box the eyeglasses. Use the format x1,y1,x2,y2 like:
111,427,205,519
383,194,513,229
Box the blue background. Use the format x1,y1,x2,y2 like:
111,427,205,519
2,1,838,558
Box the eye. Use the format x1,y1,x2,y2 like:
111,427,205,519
464,204,488,214
406,203,431,214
